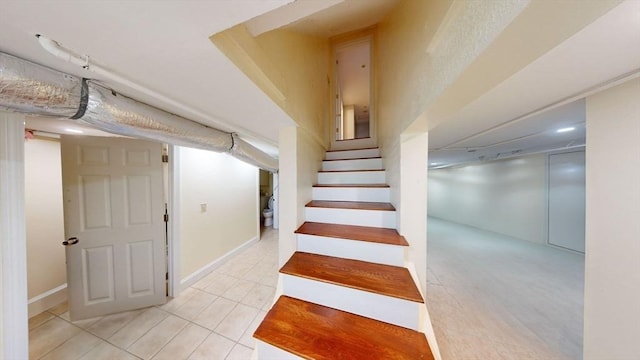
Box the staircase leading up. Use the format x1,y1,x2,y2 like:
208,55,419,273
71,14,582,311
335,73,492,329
254,147,434,359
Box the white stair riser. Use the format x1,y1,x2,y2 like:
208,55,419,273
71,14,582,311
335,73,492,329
312,187,390,202
297,234,405,266
305,207,396,228
255,341,302,360
322,158,383,171
317,171,385,185
325,148,379,160
281,274,420,330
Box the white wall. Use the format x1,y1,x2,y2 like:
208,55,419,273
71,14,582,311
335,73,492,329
428,154,547,244
178,147,259,278
24,137,67,311
278,126,325,266
583,77,640,359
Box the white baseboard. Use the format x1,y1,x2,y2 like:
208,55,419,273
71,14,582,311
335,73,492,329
28,284,67,318
180,236,258,289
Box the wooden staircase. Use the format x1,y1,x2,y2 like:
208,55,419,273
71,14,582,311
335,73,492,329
254,147,434,359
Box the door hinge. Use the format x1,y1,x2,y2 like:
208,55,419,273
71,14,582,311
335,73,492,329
162,154,169,163
164,213,169,222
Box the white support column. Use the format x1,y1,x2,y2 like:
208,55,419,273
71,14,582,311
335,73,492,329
399,131,428,292
584,77,640,359
0,112,28,359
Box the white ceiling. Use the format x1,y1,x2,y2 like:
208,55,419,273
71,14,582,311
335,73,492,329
0,0,297,156
2,1,638,164
429,0,640,168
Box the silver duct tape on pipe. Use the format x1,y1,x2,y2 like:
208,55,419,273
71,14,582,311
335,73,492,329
0,52,83,117
230,133,278,173
82,81,233,151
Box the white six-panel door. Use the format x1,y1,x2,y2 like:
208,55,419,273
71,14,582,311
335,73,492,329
61,136,165,321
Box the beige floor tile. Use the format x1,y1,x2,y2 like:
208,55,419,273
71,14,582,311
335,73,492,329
215,303,259,342
29,317,82,359
188,332,235,360
47,302,69,316
128,315,188,359
238,310,267,349
109,307,168,349
78,341,138,360
152,323,210,360
191,271,221,290
193,297,237,330
257,272,278,287
239,284,275,310
29,311,55,330
172,289,216,320
221,279,257,302
40,331,103,360
59,312,103,329
86,309,144,339
202,273,238,296
225,343,253,360
160,287,197,313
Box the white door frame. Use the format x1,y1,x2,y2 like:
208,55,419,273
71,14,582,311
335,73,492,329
0,112,29,359
167,145,180,297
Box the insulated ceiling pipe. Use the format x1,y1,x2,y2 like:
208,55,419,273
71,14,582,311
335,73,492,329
0,52,83,117
0,50,278,172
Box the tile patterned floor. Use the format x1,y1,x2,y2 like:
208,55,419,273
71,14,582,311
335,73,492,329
28,228,279,360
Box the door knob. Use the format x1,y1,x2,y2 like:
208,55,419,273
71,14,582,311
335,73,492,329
62,237,79,246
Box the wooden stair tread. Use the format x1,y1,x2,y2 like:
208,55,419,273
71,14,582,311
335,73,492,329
323,156,382,161
313,183,389,188
306,200,395,211
296,222,408,246
318,169,384,173
254,295,434,360
280,252,423,302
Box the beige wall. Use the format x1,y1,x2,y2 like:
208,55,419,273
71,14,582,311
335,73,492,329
178,146,259,277
428,154,547,244
211,26,330,143
377,0,530,208
24,137,66,299
584,77,640,359
278,126,325,266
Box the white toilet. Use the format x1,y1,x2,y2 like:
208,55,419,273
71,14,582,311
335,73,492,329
263,196,274,227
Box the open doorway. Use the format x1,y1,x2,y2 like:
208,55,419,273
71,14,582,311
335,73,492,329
24,131,172,320
333,36,373,143
259,170,274,234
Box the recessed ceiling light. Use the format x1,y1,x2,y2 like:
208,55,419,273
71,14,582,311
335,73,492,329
65,128,83,134
430,162,438,166
556,127,575,133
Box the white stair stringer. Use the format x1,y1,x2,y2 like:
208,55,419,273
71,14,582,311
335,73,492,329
325,148,379,160
281,273,421,330
305,207,396,228
322,157,383,171
317,170,385,185
296,234,405,267
312,186,390,202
